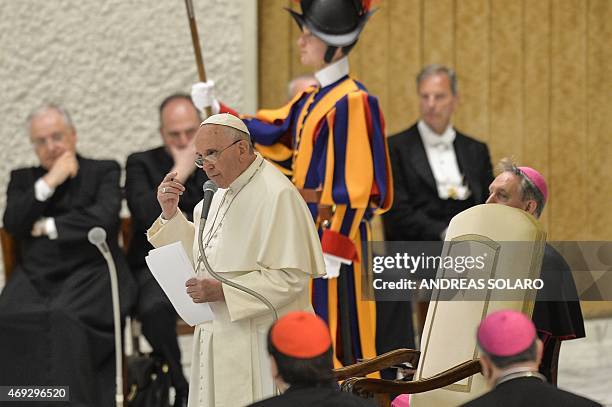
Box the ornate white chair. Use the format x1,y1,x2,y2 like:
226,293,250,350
338,204,547,406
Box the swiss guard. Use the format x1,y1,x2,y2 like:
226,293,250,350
191,0,393,369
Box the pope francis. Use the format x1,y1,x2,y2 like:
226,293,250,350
147,113,325,407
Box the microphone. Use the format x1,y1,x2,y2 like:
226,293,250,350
200,180,218,223
197,180,218,270
88,227,124,407
88,226,109,253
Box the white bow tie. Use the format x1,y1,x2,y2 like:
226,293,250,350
431,141,452,150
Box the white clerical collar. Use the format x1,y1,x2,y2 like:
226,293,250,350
418,120,456,148
228,153,264,192
315,57,350,88
495,367,546,387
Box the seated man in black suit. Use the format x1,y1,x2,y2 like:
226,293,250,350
125,94,207,406
381,65,493,376
462,310,600,407
486,158,586,383
248,311,374,407
0,104,136,406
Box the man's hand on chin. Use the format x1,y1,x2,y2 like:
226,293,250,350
43,151,78,188
169,142,197,183
186,277,225,303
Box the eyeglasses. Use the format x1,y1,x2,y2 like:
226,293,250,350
31,132,66,149
195,139,241,168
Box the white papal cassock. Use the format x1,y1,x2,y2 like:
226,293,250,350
147,154,325,407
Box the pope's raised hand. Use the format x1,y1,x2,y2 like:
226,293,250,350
157,171,186,220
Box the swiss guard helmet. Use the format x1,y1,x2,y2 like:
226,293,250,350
288,0,377,63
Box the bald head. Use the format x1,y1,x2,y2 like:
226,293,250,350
159,95,201,150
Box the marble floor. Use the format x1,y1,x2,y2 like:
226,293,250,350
557,317,612,406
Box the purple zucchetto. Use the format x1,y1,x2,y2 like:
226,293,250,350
518,166,548,204
477,310,536,357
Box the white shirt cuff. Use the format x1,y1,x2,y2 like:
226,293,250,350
323,253,352,266
46,217,58,240
34,178,55,201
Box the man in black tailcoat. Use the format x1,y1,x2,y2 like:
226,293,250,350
381,65,493,378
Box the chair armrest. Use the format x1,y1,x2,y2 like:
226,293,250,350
341,359,481,397
120,217,133,254
0,228,18,282
333,349,421,381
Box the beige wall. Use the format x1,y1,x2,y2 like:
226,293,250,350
0,0,257,286
259,0,612,242
0,0,257,208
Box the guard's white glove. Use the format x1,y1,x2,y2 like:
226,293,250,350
191,80,220,114
322,253,352,279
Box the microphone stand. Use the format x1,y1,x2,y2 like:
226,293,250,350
89,228,124,407
196,220,278,321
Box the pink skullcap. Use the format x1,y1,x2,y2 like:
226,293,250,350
518,167,548,203
477,310,536,357
271,311,331,358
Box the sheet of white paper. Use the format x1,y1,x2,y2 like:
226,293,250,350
145,241,214,326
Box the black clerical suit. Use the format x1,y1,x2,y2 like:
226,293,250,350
247,384,375,407
125,146,208,398
461,376,602,407
379,123,493,378
534,244,585,382
0,156,136,407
